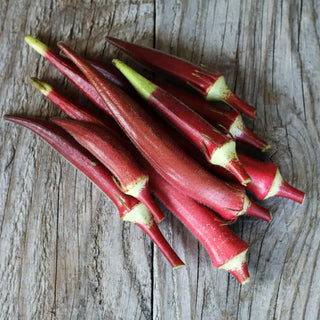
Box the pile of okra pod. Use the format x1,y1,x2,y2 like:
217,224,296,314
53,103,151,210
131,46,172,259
4,36,305,284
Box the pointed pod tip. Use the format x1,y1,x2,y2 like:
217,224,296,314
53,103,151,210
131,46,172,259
29,78,53,96
3,114,15,123
113,59,157,100
107,36,119,45
262,144,271,152
57,42,70,55
24,35,48,56
3,115,30,127
3,115,25,124
51,117,65,127
112,58,121,67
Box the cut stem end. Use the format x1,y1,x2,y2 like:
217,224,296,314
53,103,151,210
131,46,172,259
276,180,305,204
136,184,165,223
262,144,271,152
245,201,272,222
137,222,185,268
219,250,250,284
223,93,257,119
265,169,305,203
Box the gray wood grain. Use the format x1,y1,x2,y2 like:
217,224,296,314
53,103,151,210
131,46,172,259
0,0,319,319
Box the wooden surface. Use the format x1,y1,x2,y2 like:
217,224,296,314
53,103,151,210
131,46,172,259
0,0,319,319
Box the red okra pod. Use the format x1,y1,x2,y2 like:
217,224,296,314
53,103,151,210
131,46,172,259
146,163,250,284
204,153,305,203
4,115,184,268
107,37,257,119
238,154,305,203
52,118,165,223
170,128,304,203
80,57,269,151
76,57,269,151
188,144,304,203
58,42,271,222
113,60,251,186
29,78,164,222
24,36,110,116
29,77,124,137
30,78,115,126
31,65,293,205
150,80,271,152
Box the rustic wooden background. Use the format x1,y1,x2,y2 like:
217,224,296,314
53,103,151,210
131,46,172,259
1,0,319,319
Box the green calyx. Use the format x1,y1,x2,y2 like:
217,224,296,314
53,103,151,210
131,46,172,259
112,59,158,100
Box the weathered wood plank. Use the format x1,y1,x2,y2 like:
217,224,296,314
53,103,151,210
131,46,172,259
155,0,320,319
1,0,320,319
0,1,155,319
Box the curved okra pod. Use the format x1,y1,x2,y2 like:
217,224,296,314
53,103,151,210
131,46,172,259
73,57,270,151
113,60,251,186
107,36,257,119
4,115,183,268
52,118,165,223
25,35,110,116
146,162,250,284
